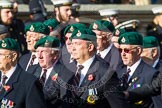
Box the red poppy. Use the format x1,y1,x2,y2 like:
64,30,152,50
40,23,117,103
88,74,94,81
3,85,10,91
52,73,58,81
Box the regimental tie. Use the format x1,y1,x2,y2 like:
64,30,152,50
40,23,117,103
39,69,47,86
73,65,84,86
72,65,84,97
2,75,8,85
30,54,36,66
119,68,131,90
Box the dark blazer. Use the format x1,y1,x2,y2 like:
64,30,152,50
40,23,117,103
128,72,162,102
0,64,46,108
118,60,158,108
18,52,31,71
48,56,129,108
100,45,123,71
27,60,73,108
151,60,162,108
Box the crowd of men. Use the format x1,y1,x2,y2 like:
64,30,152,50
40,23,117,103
1,0,162,108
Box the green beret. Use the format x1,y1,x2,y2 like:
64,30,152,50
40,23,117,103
0,0,13,9
25,22,50,35
64,23,86,35
71,29,97,46
34,36,60,50
89,20,115,32
143,36,159,48
113,28,126,37
0,38,19,52
118,32,143,45
43,19,60,30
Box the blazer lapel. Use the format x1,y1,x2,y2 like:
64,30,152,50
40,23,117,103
33,66,42,78
0,66,21,100
78,58,98,97
128,61,144,89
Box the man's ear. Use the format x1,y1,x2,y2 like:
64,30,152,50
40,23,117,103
152,48,158,58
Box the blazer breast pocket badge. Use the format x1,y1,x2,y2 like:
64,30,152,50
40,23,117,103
1,98,15,108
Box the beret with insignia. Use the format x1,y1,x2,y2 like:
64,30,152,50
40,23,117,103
34,36,60,50
118,32,143,45
143,36,159,48
89,20,115,32
44,19,60,31
71,29,97,46
64,23,86,35
113,28,126,37
25,22,50,35
0,38,19,52
0,0,13,9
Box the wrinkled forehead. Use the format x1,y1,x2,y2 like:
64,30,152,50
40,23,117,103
0,48,11,53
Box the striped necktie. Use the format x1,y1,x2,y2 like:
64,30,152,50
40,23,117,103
73,65,84,86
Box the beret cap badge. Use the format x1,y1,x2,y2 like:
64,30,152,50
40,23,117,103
70,26,74,32
44,40,50,47
76,30,81,37
93,23,98,30
1,40,7,48
30,25,34,31
121,37,126,43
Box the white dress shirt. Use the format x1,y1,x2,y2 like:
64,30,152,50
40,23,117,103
78,55,95,86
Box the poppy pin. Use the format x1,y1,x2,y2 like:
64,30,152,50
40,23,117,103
52,73,58,81
88,74,94,81
3,85,10,92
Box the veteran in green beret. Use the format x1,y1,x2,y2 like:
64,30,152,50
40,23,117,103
117,32,158,108
59,23,87,73
28,36,73,108
19,22,50,71
63,28,129,108
0,0,28,55
0,38,46,108
89,19,123,71
141,36,162,108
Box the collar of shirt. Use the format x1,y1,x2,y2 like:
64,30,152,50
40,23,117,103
97,43,113,59
40,60,58,83
152,58,159,68
127,59,141,81
78,55,95,86
31,52,38,65
1,64,17,84
25,52,38,71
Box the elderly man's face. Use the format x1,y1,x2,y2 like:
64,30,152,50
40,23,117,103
55,6,72,23
93,30,112,51
0,49,17,73
71,39,93,64
36,47,58,69
119,44,141,66
26,31,43,51
141,48,156,64
1,9,14,25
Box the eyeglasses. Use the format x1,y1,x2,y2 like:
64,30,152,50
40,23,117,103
119,47,137,53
